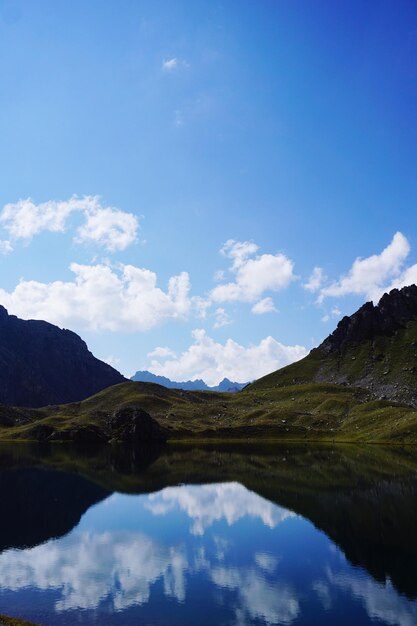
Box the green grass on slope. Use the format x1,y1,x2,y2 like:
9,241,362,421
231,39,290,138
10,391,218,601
251,320,417,405
249,348,323,389
1,379,417,443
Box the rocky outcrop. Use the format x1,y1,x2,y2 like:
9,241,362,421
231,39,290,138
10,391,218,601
0,306,125,407
28,406,167,445
321,285,417,354
253,284,417,405
108,406,167,443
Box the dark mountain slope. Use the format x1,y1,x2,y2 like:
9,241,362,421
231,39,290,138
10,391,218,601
252,285,417,405
0,306,125,407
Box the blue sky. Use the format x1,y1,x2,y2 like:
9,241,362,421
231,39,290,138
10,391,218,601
0,0,417,383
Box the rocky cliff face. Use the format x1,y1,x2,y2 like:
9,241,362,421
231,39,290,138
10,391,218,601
0,307,125,407
253,285,417,405
321,285,417,354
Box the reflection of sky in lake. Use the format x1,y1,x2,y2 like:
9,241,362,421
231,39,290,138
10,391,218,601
0,482,417,626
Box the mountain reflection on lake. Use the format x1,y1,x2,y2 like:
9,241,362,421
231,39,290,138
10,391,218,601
0,443,417,625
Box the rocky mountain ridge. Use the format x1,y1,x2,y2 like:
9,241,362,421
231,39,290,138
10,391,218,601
0,306,125,407
131,370,247,392
253,284,417,406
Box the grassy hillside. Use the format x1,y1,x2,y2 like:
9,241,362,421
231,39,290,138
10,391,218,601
0,378,417,443
252,317,417,406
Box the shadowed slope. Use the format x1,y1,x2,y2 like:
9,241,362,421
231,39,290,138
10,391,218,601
0,306,125,407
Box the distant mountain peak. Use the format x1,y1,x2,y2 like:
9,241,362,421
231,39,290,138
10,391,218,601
131,371,248,392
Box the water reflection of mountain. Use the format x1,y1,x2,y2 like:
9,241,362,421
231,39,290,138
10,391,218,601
2,443,417,599
0,467,108,551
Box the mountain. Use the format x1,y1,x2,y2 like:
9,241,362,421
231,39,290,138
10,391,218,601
131,370,247,392
0,306,125,407
252,284,417,405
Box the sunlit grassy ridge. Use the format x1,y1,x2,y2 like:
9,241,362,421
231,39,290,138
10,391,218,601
1,377,417,443
252,317,417,406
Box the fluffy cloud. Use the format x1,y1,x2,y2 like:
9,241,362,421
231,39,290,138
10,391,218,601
304,266,325,292
147,329,307,386
146,482,294,535
213,307,232,329
0,195,139,252
0,240,12,255
318,232,414,303
211,566,299,625
0,530,187,612
147,346,177,359
0,262,191,331
251,296,277,314
210,239,295,304
221,239,260,270
328,570,417,626
75,206,138,251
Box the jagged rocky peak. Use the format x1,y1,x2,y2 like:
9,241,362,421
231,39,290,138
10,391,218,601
320,284,417,354
0,307,126,407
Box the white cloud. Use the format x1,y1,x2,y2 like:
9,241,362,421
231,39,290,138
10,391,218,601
329,569,417,626
147,346,177,359
102,355,120,368
75,207,138,251
0,240,12,255
321,306,342,323
386,262,417,294
0,530,187,612
162,57,178,71
318,232,412,303
0,195,139,252
213,307,232,329
251,297,277,315
147,329,307,386
193,296,211,319
0,263,191,332
210,239,295,305
214,269,225,282
304,267,325,292
211,566,299,625
146,482,294,535
254,552,279,573
220,239,260,270
312,580,332,611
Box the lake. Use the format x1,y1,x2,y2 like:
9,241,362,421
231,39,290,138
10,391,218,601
0,443,417,625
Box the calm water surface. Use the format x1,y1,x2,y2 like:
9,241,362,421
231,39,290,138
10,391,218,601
0,443,416,625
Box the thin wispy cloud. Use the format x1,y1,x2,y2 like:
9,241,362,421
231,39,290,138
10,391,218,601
162,57,189,72
162,57,178,71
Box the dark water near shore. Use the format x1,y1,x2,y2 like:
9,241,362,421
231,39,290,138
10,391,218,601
0,443,417,625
